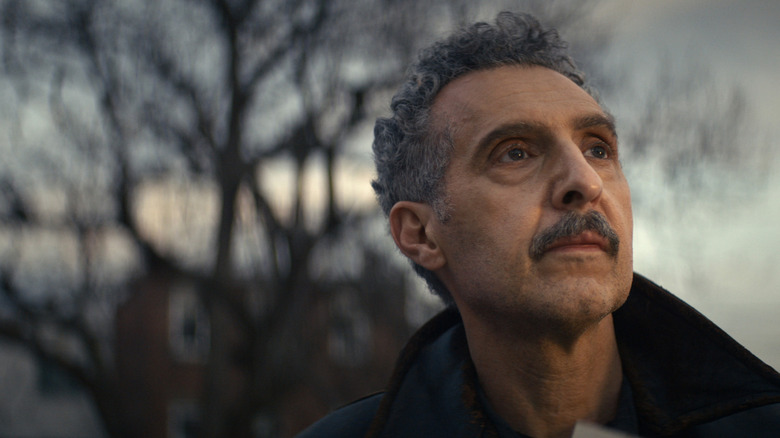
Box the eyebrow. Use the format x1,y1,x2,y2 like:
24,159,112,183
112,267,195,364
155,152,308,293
573,113,618,140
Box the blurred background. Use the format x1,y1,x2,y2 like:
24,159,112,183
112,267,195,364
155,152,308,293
0,0,777,437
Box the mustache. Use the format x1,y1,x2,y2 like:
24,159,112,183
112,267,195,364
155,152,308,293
529,210,620,261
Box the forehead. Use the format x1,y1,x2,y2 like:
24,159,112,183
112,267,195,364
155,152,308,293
430,65,609,155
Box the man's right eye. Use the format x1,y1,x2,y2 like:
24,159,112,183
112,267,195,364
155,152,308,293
500,147,527,163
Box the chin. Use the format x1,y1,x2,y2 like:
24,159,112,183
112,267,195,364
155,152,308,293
541,275,630,331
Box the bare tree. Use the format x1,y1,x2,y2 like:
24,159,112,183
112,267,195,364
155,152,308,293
0,1,449,436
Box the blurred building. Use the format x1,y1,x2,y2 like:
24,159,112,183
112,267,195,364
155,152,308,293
115,267,214,438
114,259,412,438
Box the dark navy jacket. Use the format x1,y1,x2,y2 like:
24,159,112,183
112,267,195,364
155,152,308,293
298,274,780,437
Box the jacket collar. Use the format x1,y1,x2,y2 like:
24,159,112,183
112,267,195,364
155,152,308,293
366,273,780,437
614,273,780,435
365,307,487,437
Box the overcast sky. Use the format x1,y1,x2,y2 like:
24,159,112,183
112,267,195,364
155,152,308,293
602,0,780,127
593,0,780,367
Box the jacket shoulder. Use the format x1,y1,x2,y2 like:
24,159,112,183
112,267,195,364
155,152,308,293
687,403,780,437
295,393,384,438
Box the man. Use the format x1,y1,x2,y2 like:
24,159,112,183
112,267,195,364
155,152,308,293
299,11,780,438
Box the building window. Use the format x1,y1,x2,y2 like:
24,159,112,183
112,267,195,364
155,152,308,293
169,283,210,363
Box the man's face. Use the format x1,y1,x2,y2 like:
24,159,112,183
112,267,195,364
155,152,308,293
427,65,633,335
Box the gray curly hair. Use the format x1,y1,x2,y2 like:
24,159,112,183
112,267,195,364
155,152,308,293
371,11,592,305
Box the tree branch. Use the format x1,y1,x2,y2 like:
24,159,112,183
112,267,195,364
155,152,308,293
244,0,329,93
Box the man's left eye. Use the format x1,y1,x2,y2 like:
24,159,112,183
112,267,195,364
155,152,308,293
587,145,609,159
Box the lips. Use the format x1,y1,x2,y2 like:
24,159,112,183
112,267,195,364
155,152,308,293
544,231,609,253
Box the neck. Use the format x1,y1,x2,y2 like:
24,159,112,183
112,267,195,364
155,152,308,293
462,311,623,438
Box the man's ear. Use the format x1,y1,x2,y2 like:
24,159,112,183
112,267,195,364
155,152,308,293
389,201,446,271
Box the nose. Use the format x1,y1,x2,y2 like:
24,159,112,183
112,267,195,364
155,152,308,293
550,146,603,210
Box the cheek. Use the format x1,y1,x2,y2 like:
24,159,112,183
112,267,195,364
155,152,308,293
609,179,633,238
615,194,634,272
621,189,633,247
443,197,540,269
